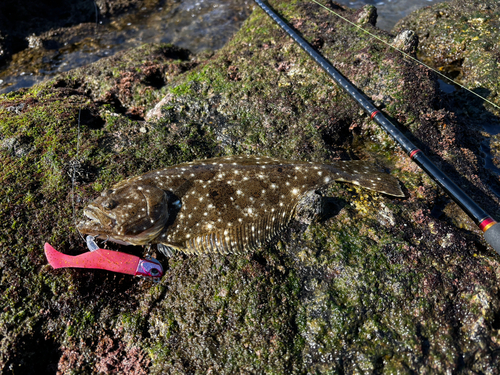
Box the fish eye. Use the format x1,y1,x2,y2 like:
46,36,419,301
150,268,159,276
101,189,114,197
102,199,117,210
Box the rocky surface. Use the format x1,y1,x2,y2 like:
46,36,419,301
394,0,500,172
394,0,500,112
1,0,500,373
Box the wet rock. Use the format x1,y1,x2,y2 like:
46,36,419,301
356,4,378,26
5,102,25,114
393,0,500,116
0,135,33,157
392,29,418,56
0,0,96,63
489,133,500,169
26,23,101,52
0,32,6,59
60,43,196,119
0,0,164,64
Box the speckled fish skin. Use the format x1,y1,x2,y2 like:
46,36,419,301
77,156,403,255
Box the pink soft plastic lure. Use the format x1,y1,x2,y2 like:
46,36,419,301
44,243,163,280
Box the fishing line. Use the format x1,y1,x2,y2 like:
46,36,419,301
76,109,81,157
254,0,500,254
93,0,99,25
311,0,500,111
72,109,86,242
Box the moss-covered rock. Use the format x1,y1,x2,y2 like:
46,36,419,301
394,0,500,221
393,0,500,115
1,1,500,373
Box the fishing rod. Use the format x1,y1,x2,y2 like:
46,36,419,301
254,0,500,254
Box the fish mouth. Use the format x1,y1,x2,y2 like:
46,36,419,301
78,206,117,233
82,209,99,223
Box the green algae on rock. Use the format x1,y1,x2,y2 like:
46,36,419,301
393,0,500,223
393,0,500,116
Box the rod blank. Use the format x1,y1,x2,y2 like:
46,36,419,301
254,0,500,254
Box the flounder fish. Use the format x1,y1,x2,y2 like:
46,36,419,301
78,156,403,256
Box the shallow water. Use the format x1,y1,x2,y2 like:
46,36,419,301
0,0,445,94
0,0,252,94
335,0,446,31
